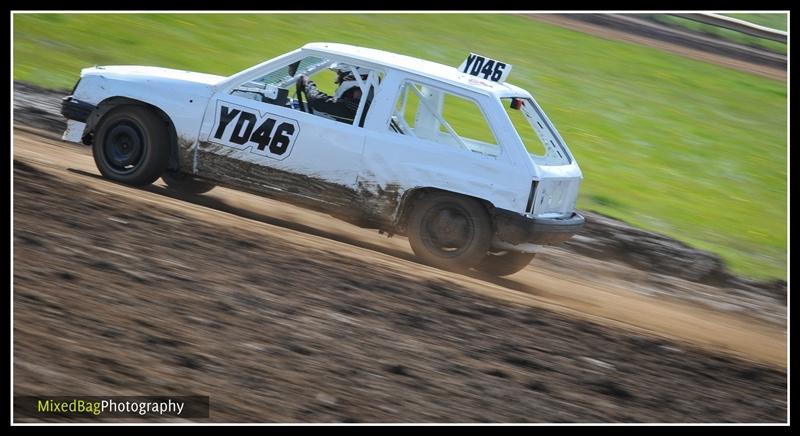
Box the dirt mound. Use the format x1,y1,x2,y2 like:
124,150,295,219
566,212,787,303
13,160,786,422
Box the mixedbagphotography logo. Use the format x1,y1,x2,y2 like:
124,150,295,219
14,396,210,419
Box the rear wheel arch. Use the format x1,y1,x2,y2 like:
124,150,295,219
395,187,497,234
405,190,495,272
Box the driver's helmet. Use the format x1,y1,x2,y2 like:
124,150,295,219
331,65,370,100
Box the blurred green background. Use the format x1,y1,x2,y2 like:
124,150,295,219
13,13,788,280
652,14,787,54
723,13,787,30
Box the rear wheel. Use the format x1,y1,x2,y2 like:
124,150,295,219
92,106,170,186
407,192,492,272
162,170,215,195
475,251,536,276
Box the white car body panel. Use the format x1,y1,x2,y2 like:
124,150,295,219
195,93,366,205
71,66,225,149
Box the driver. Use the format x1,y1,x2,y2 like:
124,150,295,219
296,67,369,124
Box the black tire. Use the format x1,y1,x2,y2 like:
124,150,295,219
161,170,216,195
407,192,493,272
92,106,170,186
475,251,536,276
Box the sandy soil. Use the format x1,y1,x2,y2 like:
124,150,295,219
13,130,786,422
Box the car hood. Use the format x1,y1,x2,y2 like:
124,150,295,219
81,65,227,88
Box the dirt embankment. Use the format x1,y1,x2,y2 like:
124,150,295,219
565,212,786,304
13,159,787,422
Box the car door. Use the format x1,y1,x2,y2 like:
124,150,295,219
358,77,532,219
194,88,367,213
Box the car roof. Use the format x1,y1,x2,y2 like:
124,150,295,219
302,42,529,98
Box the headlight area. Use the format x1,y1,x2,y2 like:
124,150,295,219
61,77,96,123
60,96,96,123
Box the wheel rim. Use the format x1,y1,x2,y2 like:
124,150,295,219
420,202,475,258
103,121,144,174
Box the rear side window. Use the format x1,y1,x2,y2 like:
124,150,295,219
502,97,571,165
389,81,500,156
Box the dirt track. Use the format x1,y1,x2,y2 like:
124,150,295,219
13,129,787,422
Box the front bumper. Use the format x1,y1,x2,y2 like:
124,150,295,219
493,210,585,246
60,96,96,123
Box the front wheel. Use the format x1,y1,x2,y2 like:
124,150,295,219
92,106,170,186
161,170,215,195
407,192,493,272
475,251,536,276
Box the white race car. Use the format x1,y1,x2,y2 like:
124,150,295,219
61,42,584,276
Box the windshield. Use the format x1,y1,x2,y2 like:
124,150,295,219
502,97,571,165
255,56,330,87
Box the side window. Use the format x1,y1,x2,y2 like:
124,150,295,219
231,56,382,128
390,81,500,156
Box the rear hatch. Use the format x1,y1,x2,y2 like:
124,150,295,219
530,168,582,218
502,95,582,218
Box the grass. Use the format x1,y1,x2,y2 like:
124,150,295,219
12,13,787,280
650,14,788,54
722,13,788,31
